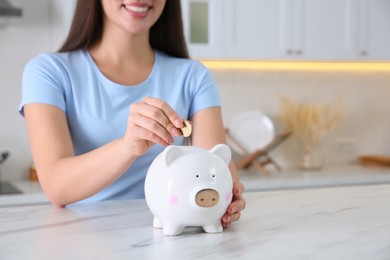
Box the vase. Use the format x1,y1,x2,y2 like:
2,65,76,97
299,143,323,170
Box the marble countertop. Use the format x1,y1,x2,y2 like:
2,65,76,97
1,163,389,207
1,184,390,259
0,181,48,206
240,163,390,192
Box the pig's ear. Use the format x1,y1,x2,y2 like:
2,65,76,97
210,144,231,164
164,146,185,166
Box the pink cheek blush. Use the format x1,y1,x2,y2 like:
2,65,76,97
169,195,179,205
225,192,233,202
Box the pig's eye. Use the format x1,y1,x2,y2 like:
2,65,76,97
196,174,199,178
212,175,215,178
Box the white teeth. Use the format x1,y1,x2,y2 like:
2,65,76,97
125,6,149,13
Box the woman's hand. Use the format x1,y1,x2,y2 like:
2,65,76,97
189,107,245,228
123,96,184,156
222,181,246,228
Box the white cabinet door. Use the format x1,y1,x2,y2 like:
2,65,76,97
183,0,390,60
293,0,356,60
357,0,390,60
224,0,288,60
182,0,224,59
224,0,357,60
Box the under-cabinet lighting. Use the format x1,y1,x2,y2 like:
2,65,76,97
200,60,390,72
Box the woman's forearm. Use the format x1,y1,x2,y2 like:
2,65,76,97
24,104,140,207
38,138,138,207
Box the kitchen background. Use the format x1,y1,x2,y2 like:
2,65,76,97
0,0,390,183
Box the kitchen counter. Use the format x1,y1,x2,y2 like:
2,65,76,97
1,163,389,207
240,162,390,192
1,184,389,259
0,181,48,206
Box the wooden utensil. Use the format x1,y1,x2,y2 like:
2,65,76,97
358,155,390,167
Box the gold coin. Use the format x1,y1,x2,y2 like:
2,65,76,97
180,120,192,137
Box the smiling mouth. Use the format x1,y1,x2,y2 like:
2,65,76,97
124,5,150,13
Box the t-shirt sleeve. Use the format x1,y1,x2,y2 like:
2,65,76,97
188,61,221,118
18,54,66,116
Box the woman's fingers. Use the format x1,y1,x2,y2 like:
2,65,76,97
129,115,171,146
227,182,245,214
221,210,242,229
130,106,173,144
138,102,181,137
127,97,187,150
221,181,246,228
227,194,246,214
233,181,245,196
130,98,184,142
142,96,184,129
222,211,241,223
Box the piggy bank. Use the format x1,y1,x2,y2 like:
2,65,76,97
144,144,233,236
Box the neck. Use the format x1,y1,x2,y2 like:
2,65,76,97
89,23,154,69
88,24,155,86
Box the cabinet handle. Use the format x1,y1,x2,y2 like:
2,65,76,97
360,50,368,56
295,50,303,55
287,49,293,55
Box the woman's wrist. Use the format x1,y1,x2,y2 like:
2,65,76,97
116,137,140,163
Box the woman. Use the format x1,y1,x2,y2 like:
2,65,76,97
19,0,245,228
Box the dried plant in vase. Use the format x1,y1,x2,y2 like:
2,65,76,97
277,95,344,170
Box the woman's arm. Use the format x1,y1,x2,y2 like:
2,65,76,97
25,97,184,207
25,104,137,206
190,107,246,228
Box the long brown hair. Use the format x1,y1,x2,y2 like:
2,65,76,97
58,0,189,59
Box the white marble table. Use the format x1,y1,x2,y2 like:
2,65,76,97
240,163,390,192
1,163,389,207
1,184,390,260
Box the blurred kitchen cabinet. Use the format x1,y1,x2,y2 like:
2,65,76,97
223,0,287,59
292,0,356,60
356,0,390,60
300,0,390,60
181,0,224,59
183,0,390,60
224,0,356,60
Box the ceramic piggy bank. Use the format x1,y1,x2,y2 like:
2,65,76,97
144,144,233,236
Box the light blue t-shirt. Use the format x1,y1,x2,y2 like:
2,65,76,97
19,49,221,203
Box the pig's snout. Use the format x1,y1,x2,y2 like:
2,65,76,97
195,189,219,207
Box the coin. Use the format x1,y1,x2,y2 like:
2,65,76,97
180,120,192,137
